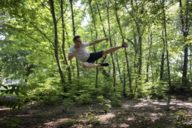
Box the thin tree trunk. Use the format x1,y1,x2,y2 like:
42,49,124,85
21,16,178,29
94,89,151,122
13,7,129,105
130,0,143,94
161,0,171,110
107,0,116,92
131,0,143,80
190,45,192,81
182,43,189,85
69,0,75,42
60,0,72,83
114,0,132,95
150,33,154,82
115,53,124,84
69,0,79,79
89,0,99,88
162,0,171,87
123,62,126,97
138,33,142,78
96,2,107,37
49,0,65,91
146,32,153,82
133,32,138,94
160,30,165,81
60,0,67,65
179,0,189,86
96,2,111,79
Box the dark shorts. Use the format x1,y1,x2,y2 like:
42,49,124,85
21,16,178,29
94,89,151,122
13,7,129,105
86,51,103,63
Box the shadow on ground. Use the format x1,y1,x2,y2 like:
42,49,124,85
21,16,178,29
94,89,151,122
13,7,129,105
0,99,192,128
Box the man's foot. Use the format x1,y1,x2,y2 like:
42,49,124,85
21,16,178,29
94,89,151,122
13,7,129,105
122,42,128,48
100,63,109,66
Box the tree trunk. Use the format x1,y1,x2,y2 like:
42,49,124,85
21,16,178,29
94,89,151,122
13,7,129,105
69,0,79,79
133,32,139,94
160,30,165,81
115,53,124,84
162,0,171,87
130,0,143,94
190,45,192,81
107,0,116,92
146,32,153,82
138,33,142,78
96,2,111,79
96,2,107,37
49,0,65,91
179,0,189,86
161,0,172,110
89,0,99,88
182,44,189,85
60,0,72,83
114,0,132,95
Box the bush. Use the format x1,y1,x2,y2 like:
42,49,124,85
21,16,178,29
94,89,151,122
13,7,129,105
97,95,111,113
75,93,92,105
0,95,22,109
28,86,63,105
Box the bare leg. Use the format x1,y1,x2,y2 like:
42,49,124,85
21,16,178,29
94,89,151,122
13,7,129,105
102,46,122,57
102,43,128,56
82,62,101,68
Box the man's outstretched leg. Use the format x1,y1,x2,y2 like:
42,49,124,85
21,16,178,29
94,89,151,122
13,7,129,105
102,43,128,57
82,62,109,68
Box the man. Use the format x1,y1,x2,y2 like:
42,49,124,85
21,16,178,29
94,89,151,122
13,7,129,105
68,35,128,68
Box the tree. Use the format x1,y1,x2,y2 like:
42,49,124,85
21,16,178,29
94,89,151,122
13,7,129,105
49,0,65,91
179,0,190,86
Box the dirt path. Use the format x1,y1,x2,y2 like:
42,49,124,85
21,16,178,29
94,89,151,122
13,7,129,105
0,99,192,128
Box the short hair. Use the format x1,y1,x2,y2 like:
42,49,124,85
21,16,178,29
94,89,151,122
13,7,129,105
73,35,80,42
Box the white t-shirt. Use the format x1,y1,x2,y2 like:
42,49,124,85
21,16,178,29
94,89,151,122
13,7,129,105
68,43,90,62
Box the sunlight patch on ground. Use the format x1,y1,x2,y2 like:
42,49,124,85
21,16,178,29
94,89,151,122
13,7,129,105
151,101,167,106
149,113,162,122
134,101,149,108
0,107,11,111
44,118,73,127
127,117,135,121
122,103,131,109
172,101,192,109
119,123,130,128
151,100,192,109
111,123,130,128
15,114,31,117
97,113,115,124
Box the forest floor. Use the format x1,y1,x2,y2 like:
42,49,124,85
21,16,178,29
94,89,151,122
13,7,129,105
0,98,192,128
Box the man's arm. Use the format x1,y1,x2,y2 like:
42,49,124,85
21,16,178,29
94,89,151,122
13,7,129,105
88,37,108,46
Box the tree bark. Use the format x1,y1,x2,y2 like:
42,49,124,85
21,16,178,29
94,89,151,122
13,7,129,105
162,0,171,87
115,0,132,95
160,30,165,81
89,0,99,88
96,2,111,79
49,0,65,91
107,0,116,92
146,32,153,82
179,0,189,86
69,0,80,79
60,0,72,83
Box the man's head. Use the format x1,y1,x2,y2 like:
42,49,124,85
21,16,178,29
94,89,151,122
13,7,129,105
73,35,82,47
